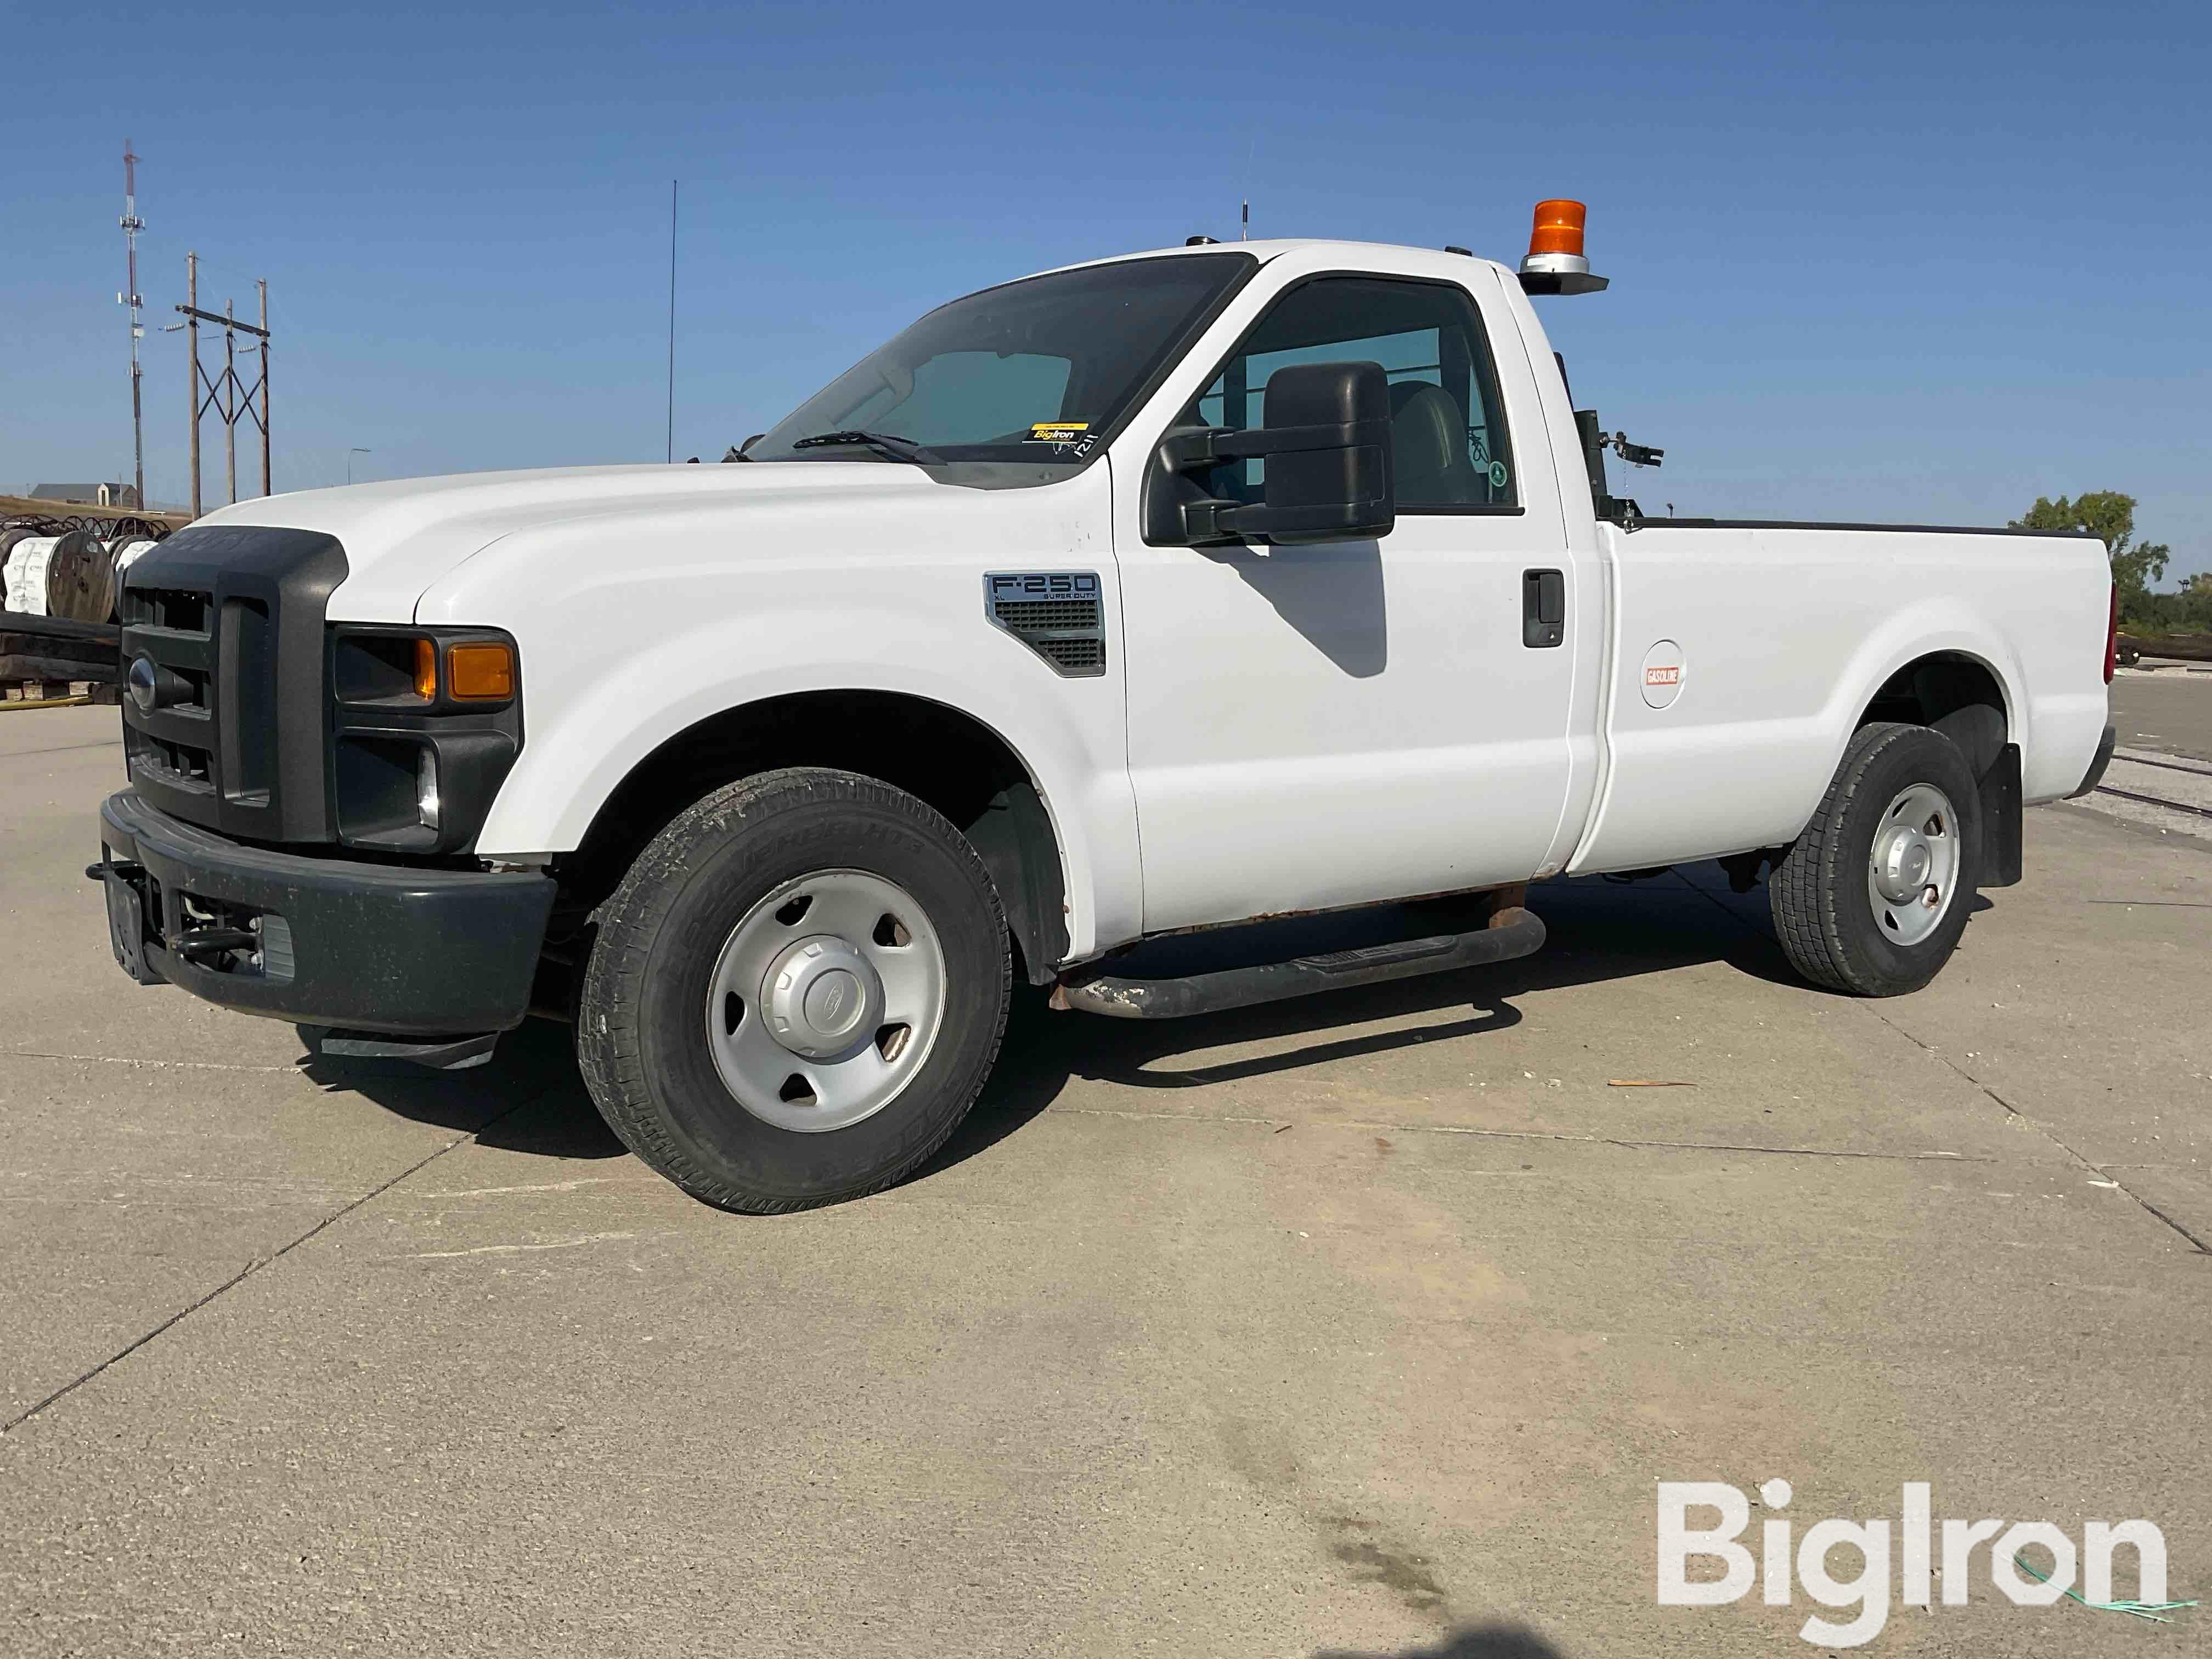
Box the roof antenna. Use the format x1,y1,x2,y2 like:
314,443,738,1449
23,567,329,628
1241,132,1256,241
665,179,678,464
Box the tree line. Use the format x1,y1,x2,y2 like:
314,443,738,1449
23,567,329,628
2011,493,2209,633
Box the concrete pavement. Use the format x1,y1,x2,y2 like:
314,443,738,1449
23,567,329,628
2112,666,2212,764
2,704,2206,1657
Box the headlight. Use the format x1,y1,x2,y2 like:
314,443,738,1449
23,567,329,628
327,625,522,854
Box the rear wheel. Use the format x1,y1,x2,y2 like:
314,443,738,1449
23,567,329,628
578,768,1011,1211
1769,722,1982,996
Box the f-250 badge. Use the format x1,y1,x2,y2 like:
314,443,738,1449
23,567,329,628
984,573,1108,678
987,572,1101,602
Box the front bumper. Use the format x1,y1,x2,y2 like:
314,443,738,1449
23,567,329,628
94,789,555,1036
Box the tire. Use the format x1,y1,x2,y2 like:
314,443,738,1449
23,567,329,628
578,767,1011,1212
1768,722,1982,996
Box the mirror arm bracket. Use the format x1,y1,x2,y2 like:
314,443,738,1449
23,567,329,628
1182,498,1241,540
1158,420,1384,475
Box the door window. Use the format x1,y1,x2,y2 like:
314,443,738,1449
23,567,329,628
1186,275,1517,510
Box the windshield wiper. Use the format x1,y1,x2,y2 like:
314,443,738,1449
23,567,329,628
788,429,945,465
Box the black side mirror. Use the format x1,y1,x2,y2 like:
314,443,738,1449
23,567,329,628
1144,360,1396,547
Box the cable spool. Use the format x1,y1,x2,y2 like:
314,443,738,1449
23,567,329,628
111,537,160,584
5,536,61,616
43,527,119,622
0,527,42,613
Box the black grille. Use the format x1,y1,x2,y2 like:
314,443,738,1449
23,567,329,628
123,588,211,634
119,526,348,843
992,598,1099,631
1034,636,1106,673
139,732,216,792
985,574,1108,679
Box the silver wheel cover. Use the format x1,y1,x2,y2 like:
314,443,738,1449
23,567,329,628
1865,783,1961,948
704,868,947,1132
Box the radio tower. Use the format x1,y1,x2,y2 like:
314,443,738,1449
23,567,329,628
119,140,146,509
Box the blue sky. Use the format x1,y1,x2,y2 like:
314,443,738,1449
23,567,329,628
7,0,2207,580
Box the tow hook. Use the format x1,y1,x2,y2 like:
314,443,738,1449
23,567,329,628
171,927,258,962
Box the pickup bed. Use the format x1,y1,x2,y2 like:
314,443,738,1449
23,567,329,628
93,222,2118,1211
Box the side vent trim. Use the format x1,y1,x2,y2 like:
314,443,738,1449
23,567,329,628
983,572,1108,679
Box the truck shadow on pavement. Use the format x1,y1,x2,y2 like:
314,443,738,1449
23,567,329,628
292,868,1985,1190
1314,1627,1568,1659
921,870,1817,1182
297,1017,629,1160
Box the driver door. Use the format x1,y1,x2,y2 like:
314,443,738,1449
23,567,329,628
1111,262,1579,933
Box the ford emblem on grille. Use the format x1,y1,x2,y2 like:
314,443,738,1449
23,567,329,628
127,654,161,713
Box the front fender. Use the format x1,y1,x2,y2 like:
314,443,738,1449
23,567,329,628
470,601,1140,961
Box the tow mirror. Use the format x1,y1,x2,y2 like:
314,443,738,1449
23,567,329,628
1145,360,1396,547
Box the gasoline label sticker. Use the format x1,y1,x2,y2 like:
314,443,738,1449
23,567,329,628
1640,639,1685,709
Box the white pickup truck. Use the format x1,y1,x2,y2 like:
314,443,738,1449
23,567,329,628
94,206,2119,1211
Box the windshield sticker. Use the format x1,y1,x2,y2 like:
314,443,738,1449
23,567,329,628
1488,460,1510,490
1025,421,1097,458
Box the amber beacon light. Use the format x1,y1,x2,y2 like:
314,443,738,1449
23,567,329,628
1517,199,1610,296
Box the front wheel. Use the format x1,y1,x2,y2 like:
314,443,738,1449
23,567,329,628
578,768,1011,1212
1768,722,1983,996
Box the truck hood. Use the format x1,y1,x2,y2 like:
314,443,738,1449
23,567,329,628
197,461,979,623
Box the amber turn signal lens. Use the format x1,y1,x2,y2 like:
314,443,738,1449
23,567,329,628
447,641,516,700
412,637,437,699
1528,199,1587,259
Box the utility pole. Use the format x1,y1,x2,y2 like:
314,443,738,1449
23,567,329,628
258,279,270,498
187,252,200,518
178,254,272,515
223,297,238,504
119,142,146,509
1242,199,1249,240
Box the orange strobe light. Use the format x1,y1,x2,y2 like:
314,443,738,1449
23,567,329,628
1517,198,1608,295
1524,200,1589,274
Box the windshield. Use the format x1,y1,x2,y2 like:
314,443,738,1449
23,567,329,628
749,252,1256,471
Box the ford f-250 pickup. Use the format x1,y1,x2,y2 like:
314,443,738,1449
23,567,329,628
91,201,2119,1212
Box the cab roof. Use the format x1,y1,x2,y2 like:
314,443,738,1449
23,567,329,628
1040,238,1513,280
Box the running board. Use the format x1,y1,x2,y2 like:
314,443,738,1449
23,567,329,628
1052,907,1547,1020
